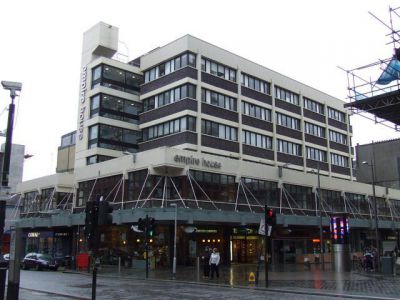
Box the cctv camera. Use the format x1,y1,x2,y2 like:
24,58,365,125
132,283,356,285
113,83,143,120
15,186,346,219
1,81,22,91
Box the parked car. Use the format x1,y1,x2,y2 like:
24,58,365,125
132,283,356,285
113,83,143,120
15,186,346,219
0,253,9,268
21,253,58,271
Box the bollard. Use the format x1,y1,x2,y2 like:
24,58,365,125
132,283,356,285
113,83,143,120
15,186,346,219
118,257,121,274
196,257,200,281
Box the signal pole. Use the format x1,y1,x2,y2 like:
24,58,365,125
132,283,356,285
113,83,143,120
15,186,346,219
264,205,269,288
145,215,149,279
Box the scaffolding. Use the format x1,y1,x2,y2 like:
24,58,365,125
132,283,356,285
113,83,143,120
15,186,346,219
341,6,400,130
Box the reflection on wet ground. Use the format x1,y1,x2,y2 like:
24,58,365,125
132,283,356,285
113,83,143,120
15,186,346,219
94,262,400,298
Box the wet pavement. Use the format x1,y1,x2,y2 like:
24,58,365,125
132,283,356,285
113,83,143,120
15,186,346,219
15,269,399,300
91,263,400,299
7,263,400,299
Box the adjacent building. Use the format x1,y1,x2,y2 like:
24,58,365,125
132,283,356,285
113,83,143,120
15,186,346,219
355,139,400,190
15,22,400,268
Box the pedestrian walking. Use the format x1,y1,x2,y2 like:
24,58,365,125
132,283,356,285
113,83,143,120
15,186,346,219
209,248,220,279
202,246,211,278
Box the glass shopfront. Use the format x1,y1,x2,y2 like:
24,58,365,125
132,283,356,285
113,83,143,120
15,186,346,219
231,227,260,264
23,229,72,262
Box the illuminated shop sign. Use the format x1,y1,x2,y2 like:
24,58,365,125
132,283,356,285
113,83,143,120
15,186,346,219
196,229,218,233
54,232,69,237
330,215,350,244
174,155,221,169
27,232,40,238
78,65,88,141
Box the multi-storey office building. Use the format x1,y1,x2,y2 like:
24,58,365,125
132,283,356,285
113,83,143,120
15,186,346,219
16,22,400,267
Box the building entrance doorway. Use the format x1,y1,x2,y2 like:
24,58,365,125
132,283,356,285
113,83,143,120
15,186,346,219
231,236,259,263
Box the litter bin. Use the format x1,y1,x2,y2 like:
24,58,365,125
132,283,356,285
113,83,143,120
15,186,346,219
381,256,393,274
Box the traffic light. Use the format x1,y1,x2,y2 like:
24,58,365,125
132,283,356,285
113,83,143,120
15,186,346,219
98,200,113,226
148,218,155,237
85,200,99,251
138,218,145,231
265,207,276,226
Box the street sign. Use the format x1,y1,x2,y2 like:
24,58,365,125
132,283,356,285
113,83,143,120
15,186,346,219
258,219,272,236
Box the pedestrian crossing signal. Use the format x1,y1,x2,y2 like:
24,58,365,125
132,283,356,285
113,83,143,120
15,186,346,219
265,208,276,226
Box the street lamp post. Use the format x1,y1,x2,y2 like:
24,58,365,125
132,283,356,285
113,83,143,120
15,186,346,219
1,81,22,188
1,81,22,300
316,164,325,270
170,203,177,278
363,160,380,272
310,165,324,270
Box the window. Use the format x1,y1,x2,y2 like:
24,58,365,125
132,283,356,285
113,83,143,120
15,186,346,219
90,94,141,124
277,139,302,156
91,64,142,94
88,124,139,152
275,86,299,106
201,88,237,111
86,155,113,165
304,122,325,138
276,112,301,130
306,147,327,162
331,153,349,167
142,116,196,142
304,97,324,115
92,65,102,85
242,130,272,149
242,101,271,122
328,107,346,123
240,73,271,95
143,84,196,112
144,52,196,83
201,120,238,141
201,57,236,82
60,131,76,148
329,130,347,145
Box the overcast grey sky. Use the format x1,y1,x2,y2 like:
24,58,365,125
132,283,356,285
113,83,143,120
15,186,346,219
0,0,399,181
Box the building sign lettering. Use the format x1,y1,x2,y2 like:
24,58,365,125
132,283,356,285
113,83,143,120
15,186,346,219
28,232,40,238
78,66,88,140
174,155,221,169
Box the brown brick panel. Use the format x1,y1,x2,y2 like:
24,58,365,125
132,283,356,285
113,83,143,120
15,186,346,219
277,152,303,166
201,72,238,93
201,103,238,122
243,144,274,160
141,67,198,94
306,160,329,171
305,134,327,147
139,132,197,151
329,141,349,153
275,99,301,115
328,118,348,131
201,135,239,153
276,125,302,140
241,86,272,105
303,109,326,123
242,115,273,132
140,99,197,124
331,165,351,176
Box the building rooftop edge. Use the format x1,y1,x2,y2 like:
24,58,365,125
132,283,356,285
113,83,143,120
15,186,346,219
139,33,345,104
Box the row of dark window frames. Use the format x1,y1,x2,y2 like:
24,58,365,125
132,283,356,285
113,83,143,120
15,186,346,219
92,64,347,126
86,107,349,161
140,54,345,123
92,64,142,94
87,88,348,147
90,94,141,124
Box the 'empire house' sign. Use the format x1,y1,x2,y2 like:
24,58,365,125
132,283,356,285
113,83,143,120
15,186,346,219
174,155,221,169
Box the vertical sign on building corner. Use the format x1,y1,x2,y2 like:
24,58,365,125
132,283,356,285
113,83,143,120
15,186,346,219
78,65,88,141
